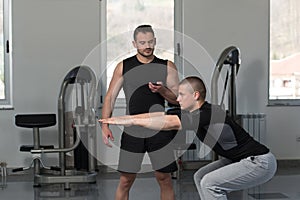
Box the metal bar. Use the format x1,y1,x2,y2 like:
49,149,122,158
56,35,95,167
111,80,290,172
33,127,40,184
211,46,240,123
211,46,240,160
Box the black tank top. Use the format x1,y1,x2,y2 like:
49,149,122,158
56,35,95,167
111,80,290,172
122,55,168,115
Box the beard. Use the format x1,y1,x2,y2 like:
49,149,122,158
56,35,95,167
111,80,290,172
137,48,154,58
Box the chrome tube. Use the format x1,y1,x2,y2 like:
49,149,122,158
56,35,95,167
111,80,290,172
210,46,240,161
31,66,98,188
31,66,97,162
80,66,97,172
211,46,240,119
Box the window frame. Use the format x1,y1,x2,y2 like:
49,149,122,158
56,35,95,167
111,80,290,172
98,0,183,108
0,0,13,109
268,0,300,106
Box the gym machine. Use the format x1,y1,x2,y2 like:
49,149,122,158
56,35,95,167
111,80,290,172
211,46,241,160
14,66,98,189
211,46,240,119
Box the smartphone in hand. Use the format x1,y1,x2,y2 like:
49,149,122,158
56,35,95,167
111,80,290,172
151,82,161,86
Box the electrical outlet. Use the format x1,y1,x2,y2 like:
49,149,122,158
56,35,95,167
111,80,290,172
296,137,300,142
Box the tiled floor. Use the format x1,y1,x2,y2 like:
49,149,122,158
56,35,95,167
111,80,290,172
1,165,300,200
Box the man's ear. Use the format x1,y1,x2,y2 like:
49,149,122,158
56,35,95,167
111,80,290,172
132,40,137,48
194,91,201,100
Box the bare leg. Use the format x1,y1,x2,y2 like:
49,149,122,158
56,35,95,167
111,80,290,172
115,172,137,200
155,171,175,200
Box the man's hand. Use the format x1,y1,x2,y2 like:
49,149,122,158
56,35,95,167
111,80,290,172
99,116,134,127
101,125,114,148
148,81,163,93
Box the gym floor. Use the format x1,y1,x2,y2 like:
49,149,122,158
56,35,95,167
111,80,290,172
1,163,300,200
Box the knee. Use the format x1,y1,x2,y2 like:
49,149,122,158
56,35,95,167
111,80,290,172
119,175,135,189
193,172,199,186
199,175,209,189
193,169,205,186
200,175,225,196
155,172,172,186
200,174,215,189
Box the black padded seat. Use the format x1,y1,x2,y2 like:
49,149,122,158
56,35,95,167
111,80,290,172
20,145,54,152
15,114,56,128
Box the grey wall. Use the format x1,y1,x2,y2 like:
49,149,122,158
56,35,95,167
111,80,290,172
0,0,99,167
183,0,300,159
0,0,299,168
183,0,269,113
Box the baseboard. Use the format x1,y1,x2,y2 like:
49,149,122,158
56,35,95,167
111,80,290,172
4,159,300,176
276,159,300,168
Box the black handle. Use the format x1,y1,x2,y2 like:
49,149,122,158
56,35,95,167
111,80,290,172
6,40,9,53
12,167,24,172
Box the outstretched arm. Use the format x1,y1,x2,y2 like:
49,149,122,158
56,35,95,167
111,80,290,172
99,112,182,131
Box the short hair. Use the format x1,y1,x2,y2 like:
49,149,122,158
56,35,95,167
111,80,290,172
133,25,155,41
179,76,207,100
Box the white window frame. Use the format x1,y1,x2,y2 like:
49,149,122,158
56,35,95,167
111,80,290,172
0,0,12,109
268,0,300,106
98,0,183,108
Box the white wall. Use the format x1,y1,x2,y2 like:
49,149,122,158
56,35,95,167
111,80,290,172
0,0,299,168
0,0,99,167
183,0,300,159
183,0,269,113
266,107,300,159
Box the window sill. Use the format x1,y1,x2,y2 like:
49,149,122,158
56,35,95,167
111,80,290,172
268,100,300,107
0,106,14,110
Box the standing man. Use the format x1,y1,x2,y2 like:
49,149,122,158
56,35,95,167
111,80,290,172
101,25,179,200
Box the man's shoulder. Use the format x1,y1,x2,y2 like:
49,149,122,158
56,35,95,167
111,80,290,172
123,55,136,62
153,56,168,65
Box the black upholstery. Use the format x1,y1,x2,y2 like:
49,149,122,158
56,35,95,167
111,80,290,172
20,145,54,152
15,114,56,128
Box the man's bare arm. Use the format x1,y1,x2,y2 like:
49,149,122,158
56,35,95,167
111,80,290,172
100,112,182,131
101,62,124,147
163,61,179,105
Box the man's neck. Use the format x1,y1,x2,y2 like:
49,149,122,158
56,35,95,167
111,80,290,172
190,101,205,112
136,54,155,64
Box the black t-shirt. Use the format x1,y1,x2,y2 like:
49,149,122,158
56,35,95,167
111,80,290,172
167,102,269,162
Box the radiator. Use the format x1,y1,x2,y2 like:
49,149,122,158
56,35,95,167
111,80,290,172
182,113,266,162
238,113,266,143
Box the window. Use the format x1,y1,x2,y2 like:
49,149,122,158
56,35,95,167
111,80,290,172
269,0,300,105
99,0,181,103
0,0,12,108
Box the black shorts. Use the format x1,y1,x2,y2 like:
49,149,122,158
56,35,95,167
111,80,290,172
118,126,178,173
